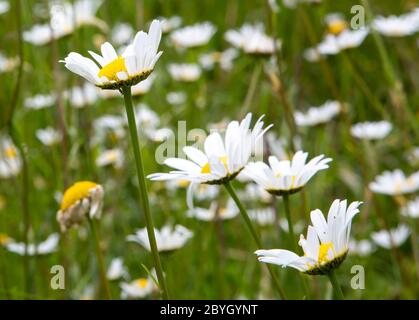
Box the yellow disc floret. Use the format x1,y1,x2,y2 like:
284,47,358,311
4,147,17,159
60,181,98,211
328,21,347,35
201,156,228,174
98,56,127,81
135,278,149,288
318,242,334,263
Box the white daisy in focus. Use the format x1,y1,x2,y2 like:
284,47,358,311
95,148,124,169
159,16,182,33
373,11,419,37
371,224,410,249
0,136,21,179
168,63,202,82
57,181,104,232
24,0,106,46
369,169,419,195
100,75,155,98
225,23,277,55
148,113,272,185
24,93,55,110
61,20,162,90
36,127,62,146
243,151,332,196
350,121,392,140
294,100,341,127
317,28,369,55
5,233,59,256
0,1,9,15
256,199,362,275
187,200,239,221
199,48,239,71
170,22,216,49
127,224,193,252
348,239,375,257
120,276,156,299
401,197,419,219
107,257,128,280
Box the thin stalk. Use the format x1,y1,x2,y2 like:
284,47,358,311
88,218,111,299
327,269,344,300
122,85,169,300
240,62,262,117
224,181,286,299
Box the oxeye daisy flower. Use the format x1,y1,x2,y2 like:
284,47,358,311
95,148,124,169
294,100,341,127
159,16,182,33
187,200,239,221
127,225,193,252
64,83,99,108
243,151,332,196
148,113,272,185
325,13,348,35
170,22,216,49
0,53,19,73
56,181,104,232
348,239,375,257
371,224,410,249
401,197,419,219
350,121,392,140
61,20,162,90
199,48,239,71
373,13,419,37
256,199,362,275
168,63,202,82
5,233,59,256
0,1,9,15
225,23,277,55
0,136,21,179
317,28,369,56
36,127,62,147
24,93,55,110
120,276,156,299
107,257,128,281
369,169,419,195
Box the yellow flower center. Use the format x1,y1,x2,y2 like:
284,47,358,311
328,20,347,35
98,56,127,81
60,181,98,211
201,156,228,174
0,233,11,245
135,278,149,288
177,179,190,188
4,147,17,159
318,242,334,263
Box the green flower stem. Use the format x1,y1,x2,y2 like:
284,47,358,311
282,195,311,299
224,181,286,299
327,269,345,300
88,218,111,300
122,85,169,300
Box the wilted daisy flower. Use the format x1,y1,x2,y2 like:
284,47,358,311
0,136,21,179
243,151,332,196
64,83,99,108
371,224,410,249
168,63,202,82
317,28,369,55
166,91,187,105
120,277,156,299
325,13,348,35
0,53,19,73
0,1,9,15
170,22,216,49
348,239,375,257
95,148,124,169
36,127,62,146
187,200,239,221
57,181,104,232
225,23,277,55
199,48,239,71
369,169,419,195
5,233,59,256
256,199,362,275
24,0,106,46
401,197,419,219
24,93,55,110
294,100,341,127
159,16,182,33
148,113,272,185
127,224,193,252
107,257,128,280
61,20,162,90
350,121,392,140
373,12,419,37
111,23,134,46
